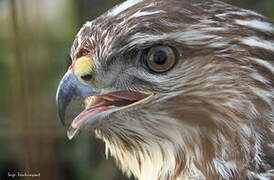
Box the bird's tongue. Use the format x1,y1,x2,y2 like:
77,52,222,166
71,106,113,129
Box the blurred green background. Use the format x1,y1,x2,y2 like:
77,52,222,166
0,0,273,180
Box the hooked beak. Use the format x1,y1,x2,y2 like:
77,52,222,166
56,56,100,125
56,70,101,125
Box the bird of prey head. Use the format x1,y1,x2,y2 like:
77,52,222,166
56,0,274,179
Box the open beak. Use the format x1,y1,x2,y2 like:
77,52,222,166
56,56,154,139
56,69,102,125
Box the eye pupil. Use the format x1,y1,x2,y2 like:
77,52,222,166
143,46,176,73
153,50,167,65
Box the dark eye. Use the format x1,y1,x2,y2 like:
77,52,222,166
142,46,176,73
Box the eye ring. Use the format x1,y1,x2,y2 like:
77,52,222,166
142,46,176,73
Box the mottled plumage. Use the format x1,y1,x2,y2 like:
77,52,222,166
56,0,274,179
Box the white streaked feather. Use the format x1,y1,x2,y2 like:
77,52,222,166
242,37,274,52
107,0,144,16
212,159,238,178
145,2,157,8
235,19,274,32
130,10,165,18
249,57,274,73
216,10,264,19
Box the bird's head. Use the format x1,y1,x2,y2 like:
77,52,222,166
56,0,200,140
56,0,274,179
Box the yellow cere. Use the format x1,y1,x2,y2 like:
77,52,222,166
73,57,95,77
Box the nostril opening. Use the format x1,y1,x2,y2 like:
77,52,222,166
81,74,92,81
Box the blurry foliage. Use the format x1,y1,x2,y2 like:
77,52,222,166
0,0,273,180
